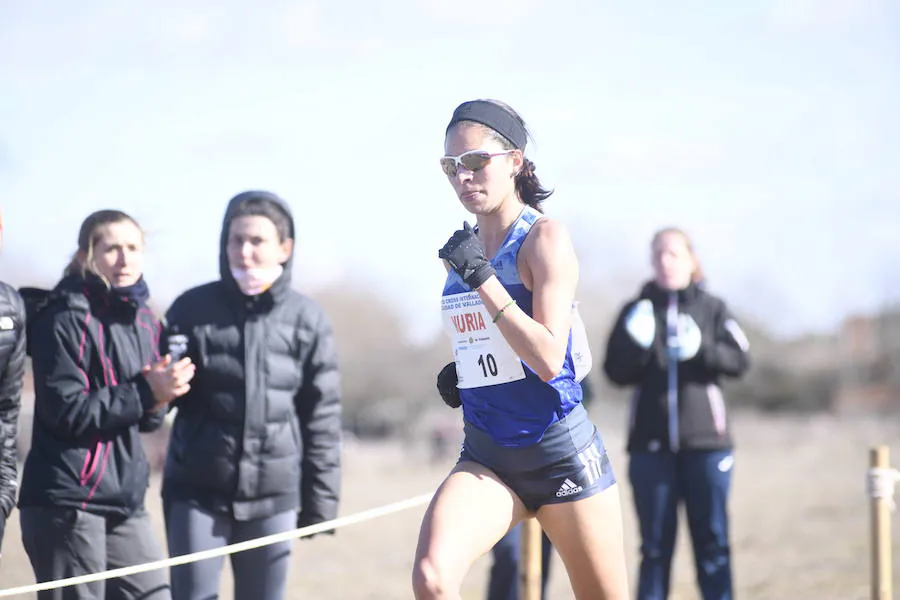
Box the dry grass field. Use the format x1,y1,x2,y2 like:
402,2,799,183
1,402,899,599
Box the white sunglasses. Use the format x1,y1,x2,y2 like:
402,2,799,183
440,149,515,177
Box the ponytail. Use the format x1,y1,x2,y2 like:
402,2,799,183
691,258,705,284
514,158,553,212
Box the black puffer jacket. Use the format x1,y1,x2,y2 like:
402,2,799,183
17,275,165,516
0,282,25,551
603,281,750,453
162,191,342,524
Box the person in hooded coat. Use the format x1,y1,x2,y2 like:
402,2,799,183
161,191,342,600
0,207,26,563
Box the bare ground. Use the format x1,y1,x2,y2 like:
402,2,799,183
1,404,899,599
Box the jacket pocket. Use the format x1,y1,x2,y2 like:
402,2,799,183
171,417,203,464
706,383,727,438
627,387,641,435
79,439,102,487
289,415,302,452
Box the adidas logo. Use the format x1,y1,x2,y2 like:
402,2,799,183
555,478,583,498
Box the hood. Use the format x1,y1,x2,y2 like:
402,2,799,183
19,272,144,356
19,274,100,338
219,190,296,302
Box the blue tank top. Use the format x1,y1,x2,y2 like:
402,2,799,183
441,206,583,447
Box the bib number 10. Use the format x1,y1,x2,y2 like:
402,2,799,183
477,353,499,377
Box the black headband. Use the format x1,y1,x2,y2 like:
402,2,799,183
445,100,528,150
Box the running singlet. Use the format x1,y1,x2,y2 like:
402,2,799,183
441,206,590,447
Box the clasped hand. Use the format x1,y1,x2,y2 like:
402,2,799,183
671,313,702,362
142,355,196,411
625,300,702,362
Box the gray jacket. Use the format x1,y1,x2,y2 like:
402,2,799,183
0,282,24,549
162,191,342,524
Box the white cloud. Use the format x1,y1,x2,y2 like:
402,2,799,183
160,11,218,46
599,135,722,177
283,2,323,47
767,0,889,33
424,0,541,24
2,1,898,342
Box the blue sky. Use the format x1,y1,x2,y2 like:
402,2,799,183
1,0,898,342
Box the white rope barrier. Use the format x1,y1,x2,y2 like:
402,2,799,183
868,467,900,511
0,492,434,598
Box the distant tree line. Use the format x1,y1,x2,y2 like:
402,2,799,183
11,272,899,452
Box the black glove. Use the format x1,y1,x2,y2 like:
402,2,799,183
438,222,495,290
297,515,335,540
437,362,461,409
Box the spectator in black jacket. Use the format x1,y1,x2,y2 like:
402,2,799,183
0,207,26,563
602,227,750,600
162,191,342,600
18,209,195,600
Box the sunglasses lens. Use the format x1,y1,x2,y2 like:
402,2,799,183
440,157,457,177
460,152,491,172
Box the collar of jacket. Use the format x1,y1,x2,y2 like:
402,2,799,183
639,280,704,305
52,273,143,320
223,282,282,314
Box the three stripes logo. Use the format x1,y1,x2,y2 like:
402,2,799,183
556,478,583,498
555,444,609,498
577,444,605,485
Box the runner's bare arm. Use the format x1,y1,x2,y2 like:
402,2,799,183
475,219,577,381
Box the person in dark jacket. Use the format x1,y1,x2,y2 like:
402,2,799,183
18,209,195,600
162,191,342,600
0,207,26,562
602,227,750,600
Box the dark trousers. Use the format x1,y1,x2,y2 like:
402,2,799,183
628,450,733,600
164,501,294,600
487,522,553,600
20,506,171,600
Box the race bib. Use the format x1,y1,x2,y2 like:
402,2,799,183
570,302,592,383
441,292,526,389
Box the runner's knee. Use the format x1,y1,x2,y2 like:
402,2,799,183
412,555,460,600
